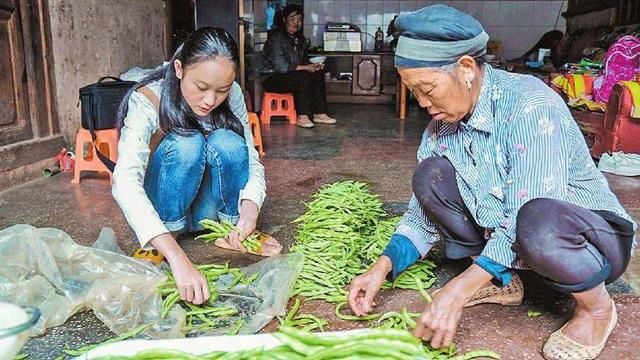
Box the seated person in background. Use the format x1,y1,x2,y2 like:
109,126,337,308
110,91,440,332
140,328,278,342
260,4,337,129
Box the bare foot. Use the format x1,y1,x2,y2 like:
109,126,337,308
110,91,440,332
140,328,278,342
562,297,614,346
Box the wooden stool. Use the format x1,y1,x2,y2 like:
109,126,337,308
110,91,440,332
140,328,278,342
72,128,118,184
248,112,265,156
260,92,297,124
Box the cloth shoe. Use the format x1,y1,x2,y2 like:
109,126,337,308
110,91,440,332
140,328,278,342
543,300,617,360
598,152,640,177
297,115,314,128
432,273,524,307
313,114,337,124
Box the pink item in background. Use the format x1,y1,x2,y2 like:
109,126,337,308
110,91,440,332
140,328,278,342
593,35,640,104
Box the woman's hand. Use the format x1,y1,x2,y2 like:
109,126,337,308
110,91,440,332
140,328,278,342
413,264,493,348
225,200,259,252
169,255,210,305
150,233,210,305
413,281,469,348
347,256,392,315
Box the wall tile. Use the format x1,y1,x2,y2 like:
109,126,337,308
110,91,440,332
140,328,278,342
481,1,500,26
304,1,319,24
318,0,335,23
448,0,467,14
465,1,484,17
537,0,563,28
302,0,566,62
399,0,416,15
384,0,400,15
367,0,383,26
351,0,368,25
383,12,397,27
498,1,517,26
335,0,351,22
515,1,536,26
415,0,434,10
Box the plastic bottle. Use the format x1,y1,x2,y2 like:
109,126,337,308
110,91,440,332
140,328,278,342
266,3,275,30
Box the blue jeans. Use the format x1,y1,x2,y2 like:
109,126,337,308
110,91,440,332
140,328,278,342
143,129,249,233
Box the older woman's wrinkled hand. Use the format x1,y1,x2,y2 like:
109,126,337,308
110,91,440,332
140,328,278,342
347,256,392,315
413,280,472,348
414,264,493,348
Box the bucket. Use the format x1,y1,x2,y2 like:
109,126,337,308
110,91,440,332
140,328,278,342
0,302,40,359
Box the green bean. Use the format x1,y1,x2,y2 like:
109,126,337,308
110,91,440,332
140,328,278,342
226,271,244,290
161,291,180,318
240,272,258,285
412,273,433,303
279,298,328,332
184,306,237,317
334,302,380,321
242,233,261,253
528,310,542,317
450,349,502,359
228,318,244,335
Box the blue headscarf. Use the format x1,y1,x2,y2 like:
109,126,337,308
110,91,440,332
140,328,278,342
395,5,489,68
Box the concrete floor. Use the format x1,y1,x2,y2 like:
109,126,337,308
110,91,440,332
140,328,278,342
2,104,639,359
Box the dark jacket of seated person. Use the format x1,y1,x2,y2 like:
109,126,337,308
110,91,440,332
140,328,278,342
259,29,330,126
260,30,307,74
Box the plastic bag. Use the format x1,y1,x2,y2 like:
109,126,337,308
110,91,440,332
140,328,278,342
0,225,303,339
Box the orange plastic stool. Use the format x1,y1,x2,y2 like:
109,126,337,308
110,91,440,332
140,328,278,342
247,112,265,155
260,92,297,124
72,128,119,184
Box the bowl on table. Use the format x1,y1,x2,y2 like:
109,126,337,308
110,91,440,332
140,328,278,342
0,303,40,359
309,56,326,64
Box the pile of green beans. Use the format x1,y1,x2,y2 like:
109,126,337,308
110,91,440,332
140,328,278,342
290,181,438,306
197,220,239,242
158,263,256,332
197,219,261,253
241,233,261,253
91,326,501,360
290,181,387,302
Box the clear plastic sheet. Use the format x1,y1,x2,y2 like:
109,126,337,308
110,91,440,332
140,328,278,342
0,225,303,339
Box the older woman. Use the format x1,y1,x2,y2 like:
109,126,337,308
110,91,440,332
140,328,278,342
347,6,636,360
260,4,336,128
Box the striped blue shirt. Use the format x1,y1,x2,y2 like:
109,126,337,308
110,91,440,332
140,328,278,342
394,65,636,270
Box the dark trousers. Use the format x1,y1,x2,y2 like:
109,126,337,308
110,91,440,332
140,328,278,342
263,70,327,117
412,157,634,293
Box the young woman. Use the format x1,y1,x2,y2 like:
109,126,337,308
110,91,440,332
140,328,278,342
260,4,337,128
113,27,282,306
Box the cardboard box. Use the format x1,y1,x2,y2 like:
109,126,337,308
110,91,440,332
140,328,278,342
324,40,361,52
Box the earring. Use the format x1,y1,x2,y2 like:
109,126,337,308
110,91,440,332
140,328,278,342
466,79,472,91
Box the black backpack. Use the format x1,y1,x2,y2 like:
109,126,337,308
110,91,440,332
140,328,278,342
78,76,135,171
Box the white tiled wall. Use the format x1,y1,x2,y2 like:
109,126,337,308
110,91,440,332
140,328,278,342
302,0,568,59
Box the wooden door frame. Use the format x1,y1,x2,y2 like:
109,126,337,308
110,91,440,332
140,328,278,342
0,0,64,187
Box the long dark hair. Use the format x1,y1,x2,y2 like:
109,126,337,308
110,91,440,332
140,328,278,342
117,27,244,138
